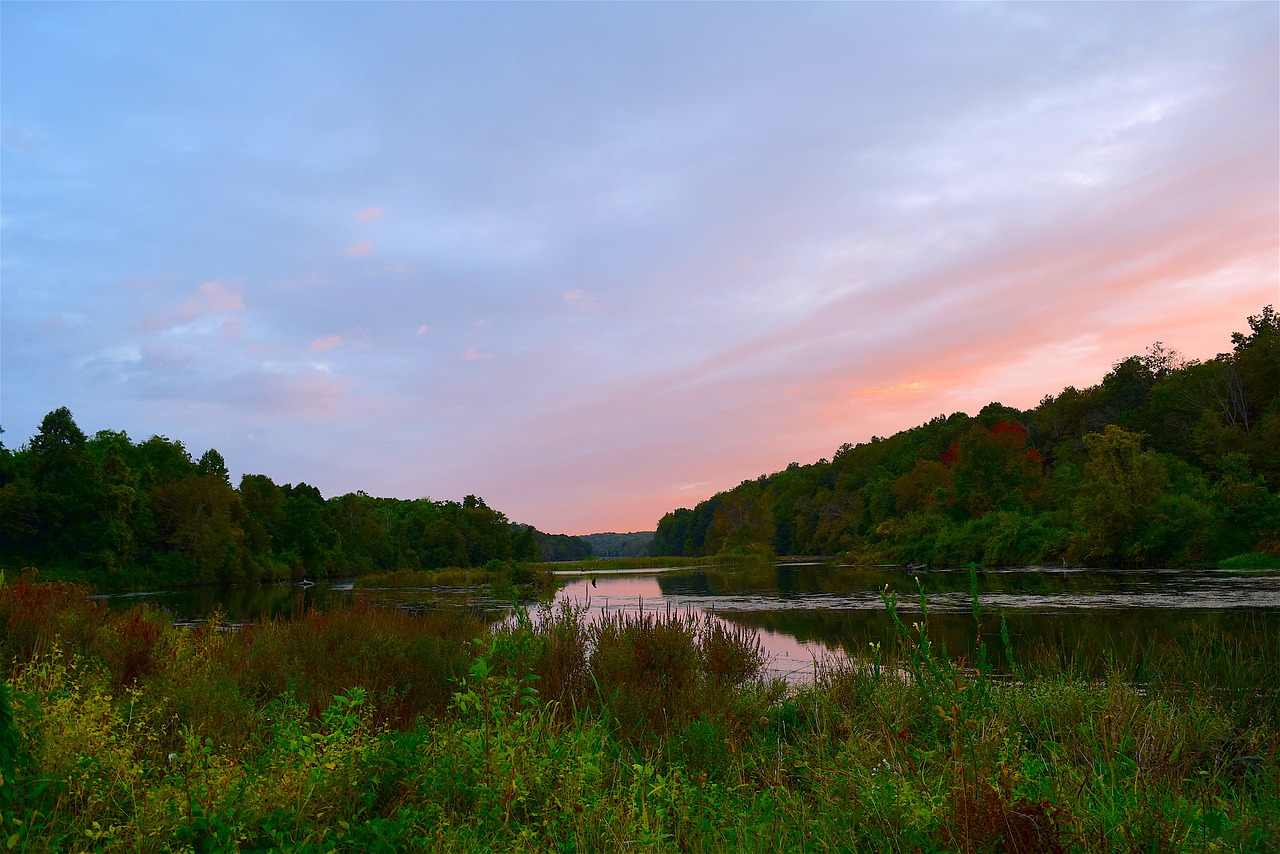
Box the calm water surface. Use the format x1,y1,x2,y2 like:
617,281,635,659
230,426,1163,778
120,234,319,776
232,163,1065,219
103,564,1280,682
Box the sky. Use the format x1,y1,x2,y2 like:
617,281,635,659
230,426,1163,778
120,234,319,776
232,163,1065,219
2,2,1277,536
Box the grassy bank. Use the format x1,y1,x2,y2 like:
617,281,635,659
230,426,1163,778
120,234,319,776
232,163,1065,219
1,575,1276,852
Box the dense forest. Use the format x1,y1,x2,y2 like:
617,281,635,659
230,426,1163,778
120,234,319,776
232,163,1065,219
654,307,1280,568
580,531,656,558
0,414,595,588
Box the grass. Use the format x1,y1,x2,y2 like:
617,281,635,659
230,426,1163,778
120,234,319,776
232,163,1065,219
1,571,1277,852
1218,552,1280,570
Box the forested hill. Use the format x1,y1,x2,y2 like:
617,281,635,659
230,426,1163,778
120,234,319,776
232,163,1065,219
580,531,655,558
0,416,591,588
653,306,1280,568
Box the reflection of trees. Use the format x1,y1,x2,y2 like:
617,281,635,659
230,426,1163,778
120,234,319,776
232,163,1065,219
656,564,1204,601
712,605,1280,675
105,582,507,626
655,564,1280,674
108,566,1280,678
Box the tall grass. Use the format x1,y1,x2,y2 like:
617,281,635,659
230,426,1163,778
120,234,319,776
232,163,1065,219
1,577,1276,852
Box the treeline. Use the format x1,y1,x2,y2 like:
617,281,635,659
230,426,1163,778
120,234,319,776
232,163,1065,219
0,412,592,588
654,306,1280,568
531,529,594,562
580,531,655,558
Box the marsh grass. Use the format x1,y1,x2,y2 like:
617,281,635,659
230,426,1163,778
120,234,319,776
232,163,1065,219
1,577,1276,852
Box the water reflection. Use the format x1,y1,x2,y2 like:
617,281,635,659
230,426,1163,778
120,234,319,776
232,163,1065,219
96,581,513,626
550,565,1280,679
100,564,1280,682
551,575,838,681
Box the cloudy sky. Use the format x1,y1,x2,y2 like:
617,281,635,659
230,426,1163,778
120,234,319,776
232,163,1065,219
2,3,1277,535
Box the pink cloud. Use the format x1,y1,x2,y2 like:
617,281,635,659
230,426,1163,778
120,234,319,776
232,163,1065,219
139,280,245,331
310,335,344,351
356,207,384,224
343,240,375,258
462,348,491,361
416,324,430,336
220,317,244,341
857,381,929,397
185,280,244,315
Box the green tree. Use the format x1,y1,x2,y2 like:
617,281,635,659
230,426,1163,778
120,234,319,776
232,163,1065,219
197,448,231,484
281,483,336,575
706,483,775,556
653,508,697,556
513,525,541,562
26,407,102,567
328,491,394,572
1229,304,1279,425
944,421,1044,518
95,441,139,577
416,516,468,568
1071,426,1170,566
150,474,249,584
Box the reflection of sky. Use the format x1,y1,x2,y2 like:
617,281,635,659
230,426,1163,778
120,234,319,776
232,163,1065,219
553,568,1280,680
3,3,1277,535
553,575,841,681
557,576,663,602
97,568,1280,681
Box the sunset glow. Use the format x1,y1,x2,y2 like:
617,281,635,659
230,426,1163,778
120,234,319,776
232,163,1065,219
2,3,1276,534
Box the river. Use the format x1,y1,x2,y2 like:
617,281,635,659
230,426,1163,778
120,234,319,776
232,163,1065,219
99,562,1280,681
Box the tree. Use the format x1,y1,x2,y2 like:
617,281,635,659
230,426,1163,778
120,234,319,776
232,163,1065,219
653,508,696,556
1229,304,1280,428
944,421,1044,518
280,483,336,574
29,407,91,494
197,448,231,484
26,407,102,566
96,441,139,576
893,459,953,517
328,491,393,572
1071,426,1170,565
706,484,775,556
136,435,196,486
149,474,249,584
513,525,540,562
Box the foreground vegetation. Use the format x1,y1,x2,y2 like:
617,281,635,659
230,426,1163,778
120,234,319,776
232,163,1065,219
2,574,1276,852
655,307,1280,568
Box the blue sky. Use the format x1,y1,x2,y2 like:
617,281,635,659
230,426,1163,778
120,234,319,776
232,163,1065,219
2,2,1277,534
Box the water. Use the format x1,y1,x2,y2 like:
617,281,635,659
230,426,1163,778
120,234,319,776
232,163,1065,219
100,563,1280,682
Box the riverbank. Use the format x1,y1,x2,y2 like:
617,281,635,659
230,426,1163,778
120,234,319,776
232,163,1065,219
1,576,1276,852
